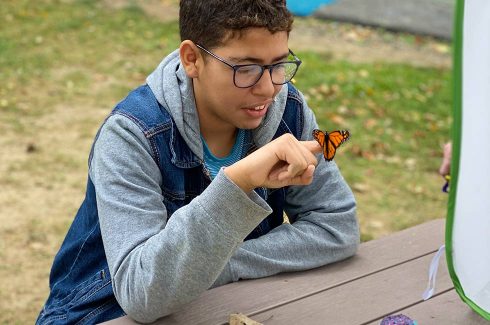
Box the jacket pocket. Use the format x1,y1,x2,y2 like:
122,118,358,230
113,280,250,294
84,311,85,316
48,268,109,310
67,268,111,307
38,269,113,324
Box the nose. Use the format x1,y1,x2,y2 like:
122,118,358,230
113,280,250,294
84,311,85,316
251,68,277,98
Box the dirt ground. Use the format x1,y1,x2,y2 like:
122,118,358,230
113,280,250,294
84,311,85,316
289,19,451,68
0,1,451,323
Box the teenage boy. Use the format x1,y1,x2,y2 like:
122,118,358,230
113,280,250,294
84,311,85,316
36,1,359,324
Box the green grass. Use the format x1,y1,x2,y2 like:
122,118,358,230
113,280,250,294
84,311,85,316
294,54,451,239
0,0,180,131
297,52,451,166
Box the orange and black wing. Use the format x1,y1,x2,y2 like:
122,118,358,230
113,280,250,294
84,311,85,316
312,129,328,160
325,130,350,161
313,129,350,161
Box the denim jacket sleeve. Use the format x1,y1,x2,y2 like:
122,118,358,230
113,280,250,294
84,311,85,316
90,115,271,323
212,93,360,286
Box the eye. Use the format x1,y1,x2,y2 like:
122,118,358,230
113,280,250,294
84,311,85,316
236,65,261,75
273,63,287,73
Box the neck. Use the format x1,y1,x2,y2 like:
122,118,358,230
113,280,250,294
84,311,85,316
201,125,238,158
196,105,238,158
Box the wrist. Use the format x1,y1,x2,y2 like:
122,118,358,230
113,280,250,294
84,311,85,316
223,164,255,193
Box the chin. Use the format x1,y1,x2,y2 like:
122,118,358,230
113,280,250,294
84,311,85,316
238,119,264,130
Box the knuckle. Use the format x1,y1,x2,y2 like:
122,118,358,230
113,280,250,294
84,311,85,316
282,133,295,142
299,160,308,170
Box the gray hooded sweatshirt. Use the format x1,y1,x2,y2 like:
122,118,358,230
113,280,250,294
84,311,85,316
89,50,359,323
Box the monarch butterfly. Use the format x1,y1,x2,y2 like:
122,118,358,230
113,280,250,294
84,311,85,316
312,129,350,161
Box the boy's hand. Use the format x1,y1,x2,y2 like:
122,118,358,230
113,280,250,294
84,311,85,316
224,134,322,193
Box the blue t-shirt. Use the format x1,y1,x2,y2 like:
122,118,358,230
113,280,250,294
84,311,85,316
202,129,245,179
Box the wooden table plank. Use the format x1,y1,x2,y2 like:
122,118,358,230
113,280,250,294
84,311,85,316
366,289,489,325
250,253,453,325
102,219,446,325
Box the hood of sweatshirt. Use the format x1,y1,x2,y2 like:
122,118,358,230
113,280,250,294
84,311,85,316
146,49,288,160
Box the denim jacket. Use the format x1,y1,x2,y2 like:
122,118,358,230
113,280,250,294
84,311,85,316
36,83,323,324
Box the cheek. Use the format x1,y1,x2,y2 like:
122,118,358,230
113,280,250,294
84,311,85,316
210,73,237,96
200,67,253,107
210,78,247,104
203,83,242,112
219,88,247,108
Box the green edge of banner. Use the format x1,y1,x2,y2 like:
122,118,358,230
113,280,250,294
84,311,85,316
445,0,490,320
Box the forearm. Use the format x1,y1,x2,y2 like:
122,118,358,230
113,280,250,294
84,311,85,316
214,161,359,284
91,116,271,322
109,172,269,322
99,170,269,322
221,207,358,283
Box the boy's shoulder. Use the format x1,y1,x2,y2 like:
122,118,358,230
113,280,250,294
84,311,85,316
112,84,172,132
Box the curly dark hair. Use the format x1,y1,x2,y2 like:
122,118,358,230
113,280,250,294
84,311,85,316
179,0,294,49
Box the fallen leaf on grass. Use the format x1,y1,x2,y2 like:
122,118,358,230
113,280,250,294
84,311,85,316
352,183,370,193
363,118,377,130
433,43,450,54
329,113,346,126
349,145,375,160
358,69,370,78
404,158,417,171
368,220,384,229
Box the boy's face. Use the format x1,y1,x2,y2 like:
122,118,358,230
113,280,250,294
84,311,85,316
192,28,289,131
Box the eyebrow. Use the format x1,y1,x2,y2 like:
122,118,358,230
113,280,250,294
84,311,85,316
228,52,290,64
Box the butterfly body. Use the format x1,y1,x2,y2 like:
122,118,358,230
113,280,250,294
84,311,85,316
312,129,350,161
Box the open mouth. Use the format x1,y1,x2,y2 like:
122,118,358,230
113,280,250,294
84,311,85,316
243,99,273,111
241,99,274,119
247,104,266,111
242,103,269,118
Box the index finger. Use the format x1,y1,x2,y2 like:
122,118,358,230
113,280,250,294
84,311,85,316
301,140,322,155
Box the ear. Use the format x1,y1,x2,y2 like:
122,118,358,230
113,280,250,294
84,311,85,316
180,40,201,78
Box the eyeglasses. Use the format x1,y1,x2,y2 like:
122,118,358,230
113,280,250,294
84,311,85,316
195,44,302,88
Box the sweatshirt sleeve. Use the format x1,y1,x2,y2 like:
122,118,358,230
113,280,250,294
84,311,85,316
89,114,271,323
212,94,360,286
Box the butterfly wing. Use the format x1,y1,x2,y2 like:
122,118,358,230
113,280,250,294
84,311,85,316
312,129,325,146
328,130,350,147
326,130,350,161
312,129,329,160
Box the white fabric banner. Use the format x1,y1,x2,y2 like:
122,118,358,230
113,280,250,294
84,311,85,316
453,0,490,312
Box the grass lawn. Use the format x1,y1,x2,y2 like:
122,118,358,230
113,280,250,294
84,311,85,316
294,53,451,240
0,0,451,323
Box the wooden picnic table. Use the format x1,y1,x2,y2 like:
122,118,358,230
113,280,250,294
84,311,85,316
102,219,488,325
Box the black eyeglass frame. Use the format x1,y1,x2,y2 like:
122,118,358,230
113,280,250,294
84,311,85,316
195,44,302,88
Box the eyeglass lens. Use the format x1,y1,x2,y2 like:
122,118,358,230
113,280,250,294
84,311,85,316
234,63,298,88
